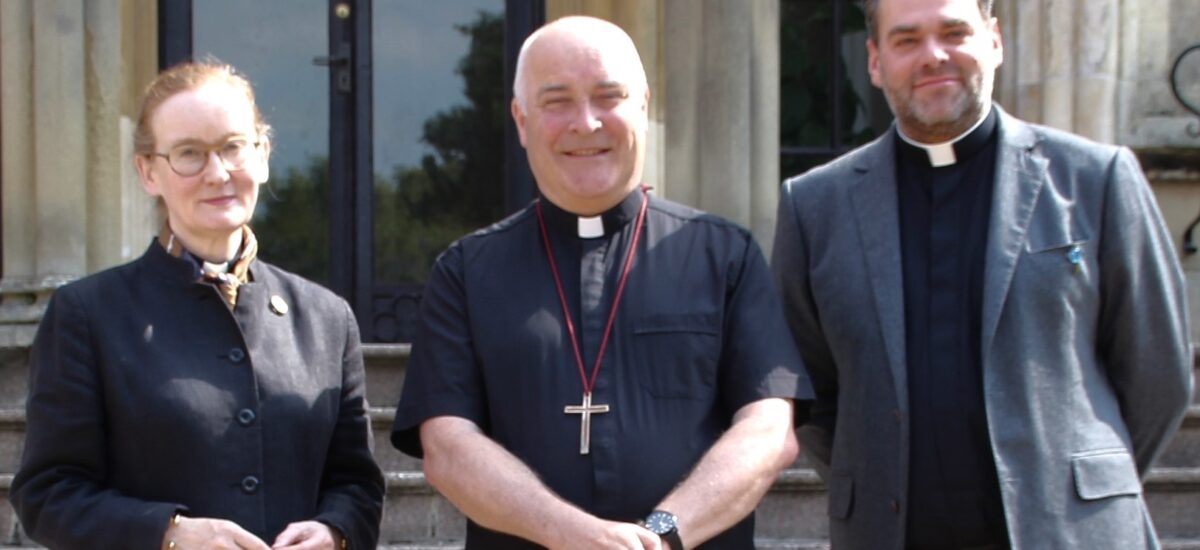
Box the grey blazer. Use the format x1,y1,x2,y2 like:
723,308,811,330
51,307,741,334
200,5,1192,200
771,107,1194,549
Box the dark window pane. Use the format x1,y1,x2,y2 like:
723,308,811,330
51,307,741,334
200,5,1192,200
780,0,886,177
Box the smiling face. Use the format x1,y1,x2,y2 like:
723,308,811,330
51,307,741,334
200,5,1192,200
135,81,269,248
867,0,1003,143
512,18,649,216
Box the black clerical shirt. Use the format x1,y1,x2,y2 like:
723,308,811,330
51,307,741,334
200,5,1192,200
393,189,813,549
896,107,1010,548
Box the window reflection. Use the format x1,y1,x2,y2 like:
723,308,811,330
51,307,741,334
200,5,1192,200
373,3,506,285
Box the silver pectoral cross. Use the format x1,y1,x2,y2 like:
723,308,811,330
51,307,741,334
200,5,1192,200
563,392,610,455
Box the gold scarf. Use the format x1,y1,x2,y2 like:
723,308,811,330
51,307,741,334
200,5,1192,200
157,223,259,310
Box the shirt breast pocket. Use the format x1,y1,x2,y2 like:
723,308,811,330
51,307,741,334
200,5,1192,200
631,313,721,399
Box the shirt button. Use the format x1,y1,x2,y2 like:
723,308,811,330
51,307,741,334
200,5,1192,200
241,475,260,494
228,348,246,363
236,409,256,426
891,499,901,514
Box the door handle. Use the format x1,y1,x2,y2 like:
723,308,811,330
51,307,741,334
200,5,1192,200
313,43,352,93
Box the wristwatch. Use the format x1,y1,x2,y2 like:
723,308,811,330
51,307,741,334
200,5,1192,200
643,509,683,550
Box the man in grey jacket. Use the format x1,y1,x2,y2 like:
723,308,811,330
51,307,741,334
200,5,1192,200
771,0,1194,547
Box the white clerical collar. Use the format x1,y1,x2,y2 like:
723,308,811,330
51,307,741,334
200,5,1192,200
896,106,991,168
202,259,231,274
578,216,605,238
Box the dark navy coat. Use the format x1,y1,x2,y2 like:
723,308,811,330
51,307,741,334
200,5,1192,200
11,241,384,549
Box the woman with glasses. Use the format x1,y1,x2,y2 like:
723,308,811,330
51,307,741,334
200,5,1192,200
9,61,384,550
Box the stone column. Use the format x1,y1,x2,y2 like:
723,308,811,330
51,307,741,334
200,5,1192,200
1074,0,1119,143
32,1,90,281
0,0,158,346
994,0,1196,146
662,0,781,251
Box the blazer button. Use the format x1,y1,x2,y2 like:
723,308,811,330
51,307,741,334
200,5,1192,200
892,409,902,423
228,348,246,363
891,499,901,514
236,409,257,426
241,475,260,494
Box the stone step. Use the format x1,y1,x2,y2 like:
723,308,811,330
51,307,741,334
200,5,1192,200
363,344,410,413
1160,405,1200,468
0,350,30,412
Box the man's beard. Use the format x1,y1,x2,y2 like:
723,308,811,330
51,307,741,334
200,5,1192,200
889,70,987,142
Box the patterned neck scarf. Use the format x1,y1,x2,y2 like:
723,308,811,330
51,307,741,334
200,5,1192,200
158,222,259,310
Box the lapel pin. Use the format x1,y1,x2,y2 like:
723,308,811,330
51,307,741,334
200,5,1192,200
269,295,289,316
1066,244,1083,273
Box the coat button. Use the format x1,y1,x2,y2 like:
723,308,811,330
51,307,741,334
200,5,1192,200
228,348,246,363
241,475,260,494
236,409,256,426
891,499,901,514
893,409,902,423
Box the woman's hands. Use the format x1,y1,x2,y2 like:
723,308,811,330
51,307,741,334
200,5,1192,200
162,516,271,550
162,517,342,550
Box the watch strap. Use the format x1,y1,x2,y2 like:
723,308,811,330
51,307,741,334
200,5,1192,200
661,528,683,550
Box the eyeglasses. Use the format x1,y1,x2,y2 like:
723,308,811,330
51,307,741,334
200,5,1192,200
151,138,262,177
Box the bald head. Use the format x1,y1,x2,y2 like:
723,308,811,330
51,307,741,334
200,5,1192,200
513,16,648,112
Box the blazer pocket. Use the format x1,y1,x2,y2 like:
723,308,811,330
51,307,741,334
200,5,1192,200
1072,449,1142,500
827,473,854,519
1025,237,1088,255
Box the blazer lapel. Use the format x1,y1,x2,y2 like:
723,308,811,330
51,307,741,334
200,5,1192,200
850,132,909,412
981,108,1046,360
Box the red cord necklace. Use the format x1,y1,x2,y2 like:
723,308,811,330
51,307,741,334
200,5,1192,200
534,190,649,454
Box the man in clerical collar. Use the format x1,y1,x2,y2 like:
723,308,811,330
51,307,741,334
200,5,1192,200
392,15,814,550
772,0,1193,548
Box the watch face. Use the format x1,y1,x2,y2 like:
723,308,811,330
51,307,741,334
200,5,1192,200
644,511,677,535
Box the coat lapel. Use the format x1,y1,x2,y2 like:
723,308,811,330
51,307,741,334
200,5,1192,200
849,132,909,412
980,109,1046,360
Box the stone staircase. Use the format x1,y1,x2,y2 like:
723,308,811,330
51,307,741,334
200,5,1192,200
2,343,1199,548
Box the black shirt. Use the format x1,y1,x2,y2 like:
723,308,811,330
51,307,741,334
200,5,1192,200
393,190,813,549
896,107,1010,548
